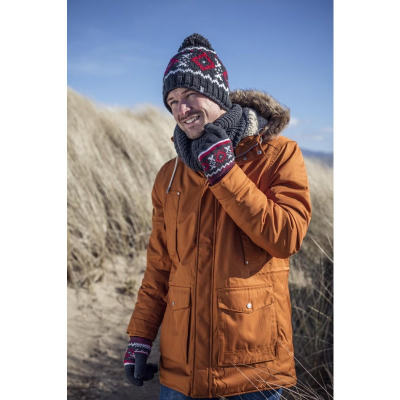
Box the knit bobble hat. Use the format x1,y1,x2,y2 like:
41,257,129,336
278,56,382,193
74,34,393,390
163,33,232,112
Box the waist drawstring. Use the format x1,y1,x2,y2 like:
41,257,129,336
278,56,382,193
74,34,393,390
166,156,179,193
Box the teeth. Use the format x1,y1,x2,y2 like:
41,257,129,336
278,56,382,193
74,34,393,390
185,116,199,124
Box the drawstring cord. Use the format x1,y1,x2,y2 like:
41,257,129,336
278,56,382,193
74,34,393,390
166,156,179,193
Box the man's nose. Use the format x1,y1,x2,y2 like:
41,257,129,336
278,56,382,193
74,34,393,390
178,102,191,116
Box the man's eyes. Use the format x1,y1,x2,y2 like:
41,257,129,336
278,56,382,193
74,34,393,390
169,92,196,107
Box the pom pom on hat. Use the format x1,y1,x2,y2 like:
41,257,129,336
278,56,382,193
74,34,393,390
178,33,214,51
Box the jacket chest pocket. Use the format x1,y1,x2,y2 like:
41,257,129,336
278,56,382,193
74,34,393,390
217,285,277,366
160,286,191,365
165,191,181,264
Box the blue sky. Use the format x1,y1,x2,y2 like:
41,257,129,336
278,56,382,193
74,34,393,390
68,0,333,153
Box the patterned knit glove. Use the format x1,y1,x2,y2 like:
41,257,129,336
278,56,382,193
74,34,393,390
194,123,235,185
124,336,158,386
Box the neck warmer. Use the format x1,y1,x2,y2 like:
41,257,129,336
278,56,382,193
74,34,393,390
173,104,268,171
173,104,244,171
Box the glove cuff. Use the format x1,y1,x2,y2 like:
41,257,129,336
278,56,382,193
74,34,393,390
198,139,235,185
124,336,153,365
130,336,152,356
130,336,152,347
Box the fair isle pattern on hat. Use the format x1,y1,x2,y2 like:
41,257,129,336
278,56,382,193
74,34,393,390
164,47,229,91
163,33,232,112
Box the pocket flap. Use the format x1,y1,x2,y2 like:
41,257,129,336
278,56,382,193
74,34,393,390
218,285,273,313
166,286,190,311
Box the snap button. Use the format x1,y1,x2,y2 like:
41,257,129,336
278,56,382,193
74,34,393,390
246,303,252,309
243,157,247,161
171,301,175,306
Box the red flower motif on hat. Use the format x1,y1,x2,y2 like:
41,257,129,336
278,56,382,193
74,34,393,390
191,52,215,71
223,71,229,88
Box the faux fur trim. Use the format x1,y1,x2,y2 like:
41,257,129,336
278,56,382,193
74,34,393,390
229,89,290,141
242,108,259,138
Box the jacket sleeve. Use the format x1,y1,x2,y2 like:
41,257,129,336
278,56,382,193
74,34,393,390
126,164,171,341
210,140,311,259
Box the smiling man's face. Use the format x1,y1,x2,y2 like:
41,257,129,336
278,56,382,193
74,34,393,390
167,88,226,139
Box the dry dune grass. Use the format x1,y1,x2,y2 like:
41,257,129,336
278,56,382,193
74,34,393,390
302,157,333,264
67,88,333,399
67,88,176,286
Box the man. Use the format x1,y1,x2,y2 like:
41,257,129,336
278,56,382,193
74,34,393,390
124,33,311,399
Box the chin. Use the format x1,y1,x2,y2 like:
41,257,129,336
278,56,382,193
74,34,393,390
180,125,205,140
186,130,204,140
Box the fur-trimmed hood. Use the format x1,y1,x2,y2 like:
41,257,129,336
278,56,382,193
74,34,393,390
230,89,290,141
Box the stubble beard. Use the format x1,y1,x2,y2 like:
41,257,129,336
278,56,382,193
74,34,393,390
179,110,206,140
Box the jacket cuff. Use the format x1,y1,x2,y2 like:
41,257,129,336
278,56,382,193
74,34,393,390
126,316,160,341
209,164,248,201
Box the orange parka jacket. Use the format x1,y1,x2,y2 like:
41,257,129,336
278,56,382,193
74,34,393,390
127,90,312,398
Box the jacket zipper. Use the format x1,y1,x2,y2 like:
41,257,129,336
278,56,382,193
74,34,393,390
209,196,218,397
191,180,208,394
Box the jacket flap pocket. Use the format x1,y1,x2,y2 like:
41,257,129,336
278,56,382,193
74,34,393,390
218,285,273,313
166,286,190,311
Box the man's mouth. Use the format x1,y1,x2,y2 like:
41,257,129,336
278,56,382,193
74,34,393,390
183,115,200,125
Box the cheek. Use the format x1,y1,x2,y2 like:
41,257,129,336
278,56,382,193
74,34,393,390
205,105,221,121
200,98,220,114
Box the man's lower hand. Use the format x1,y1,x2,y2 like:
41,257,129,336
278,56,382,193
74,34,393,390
124,336,158,386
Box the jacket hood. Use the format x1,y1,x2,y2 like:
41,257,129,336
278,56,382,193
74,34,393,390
230,89,290,141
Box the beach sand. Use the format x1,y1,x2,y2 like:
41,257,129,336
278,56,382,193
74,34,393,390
67,252,161,399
